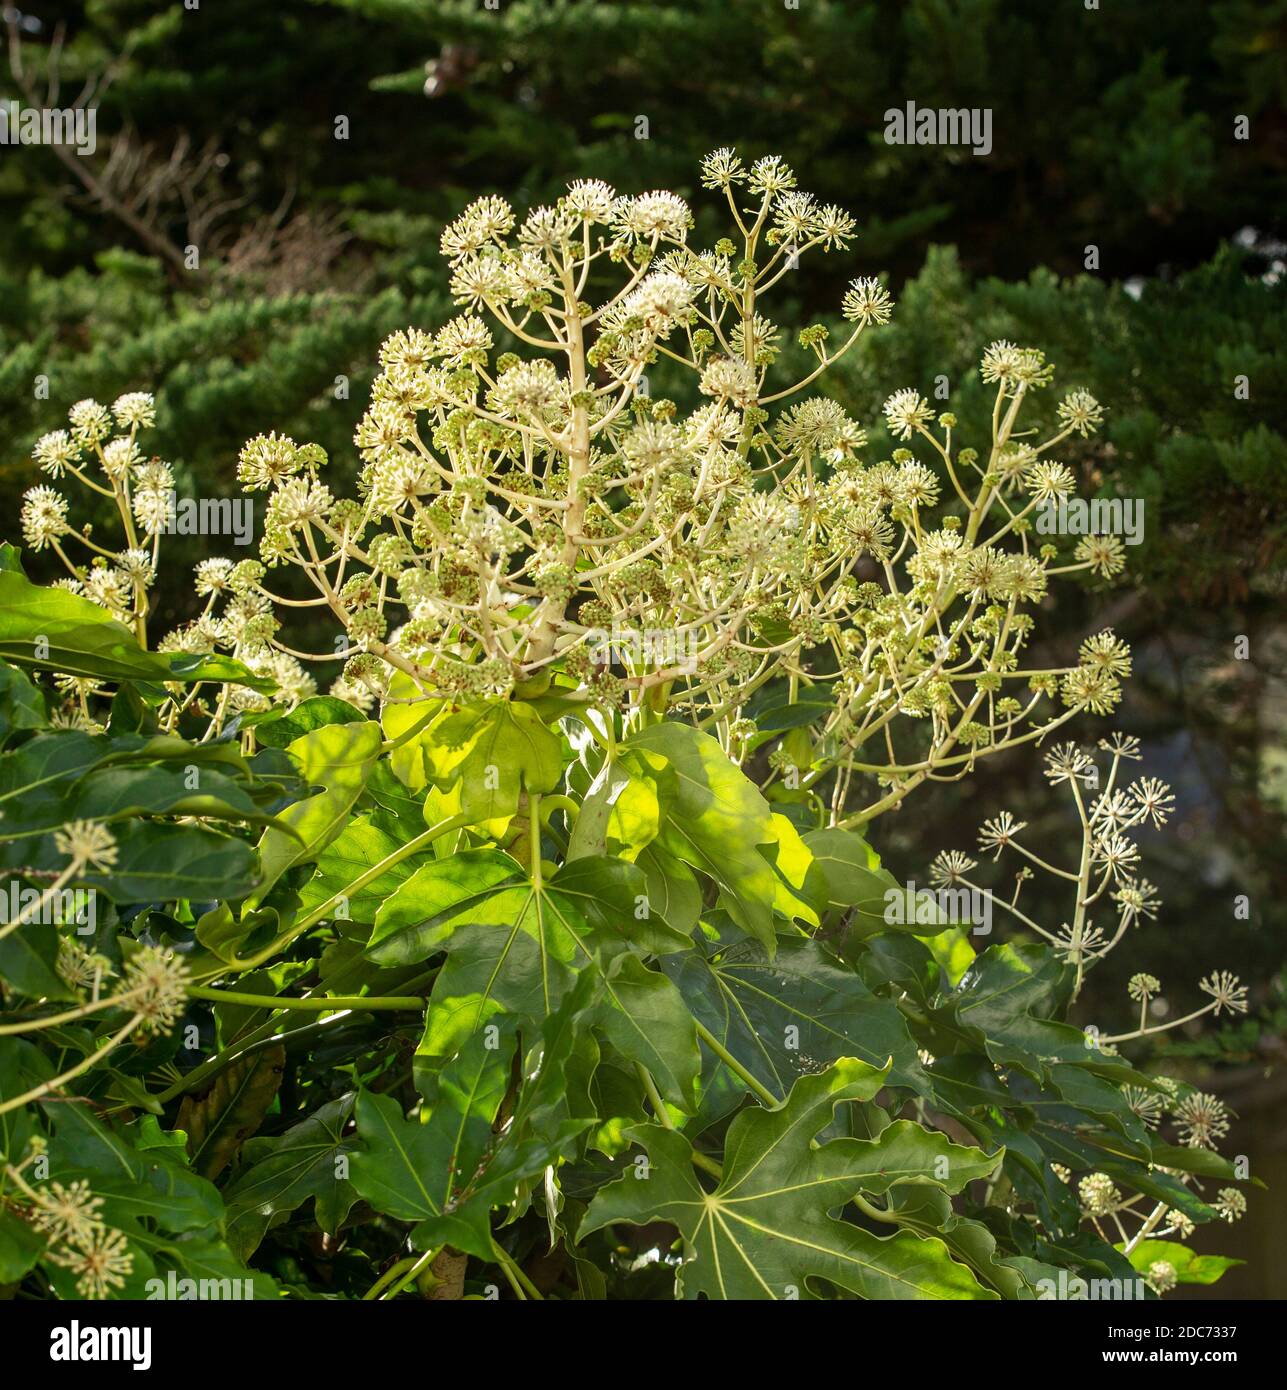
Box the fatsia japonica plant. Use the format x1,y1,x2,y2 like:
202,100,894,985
1,149,1252,1302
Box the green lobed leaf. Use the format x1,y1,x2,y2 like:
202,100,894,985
1123,1238,1242,1286
624,722,814,952
370,850,700,1110
350,1025,587,1261
665,933,925,1118
0,569,270,689
251,719,383,905
223,1095,359,1260
582,1057,997,1300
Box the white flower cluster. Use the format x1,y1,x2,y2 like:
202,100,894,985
24,155,1118,816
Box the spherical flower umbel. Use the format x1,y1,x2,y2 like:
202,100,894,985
1061,664,1123,716
1075,533,1127,580
68,398,113,447
700,146,746,189
842,277,894,326
1134,973,1161,1006
1044,744,1094,784
53,820,118,872
1100,732,1143,761
48,1226,133,1300
32,430,81,477
238,432,305,490
979,340,1024,383
565,178,617,222
439,194,515,263
112,391,156,430
747,155,796,196
1166,1209,1196,1239
1214,1188,1247,1222
929,850,977,886
1025,461,1076,504
614,190,692,243
1128,777,1175,828
30,1180,106,1246
489,359,566,418
1122,1086,1165,1129
882,388,935,440
1199,971,1249,1016
978,811,1027,856
20,485,71,550
1113,879,1161,922
1091,789,1135,832
1057,389,1104,437
1079,630,1132,679
57,938,114,993
115,548,156,586
1090,832,1140,879
122,945,190,1034
699,356,758,408
1078,1172,1120,1216
194,558,236,595
1173,1091,1231,1149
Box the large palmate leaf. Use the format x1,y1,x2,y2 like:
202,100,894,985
0,728,276,902
251,719,383,905
423,699,563,828
0,818,258,904
297,812,424,924
620,722,814,952
223,1095,359,1260
664,933,925,1117
941,942,1155,1086
385,694,563,830
0,660,46,740
40,1106,224,1236
801,825,967,948
0,1039,51,1162
887,1186,1052,1299
840,1119,1002,1194
350,1024,587,1259
0,729,277,831
250,695,367,746
0,568,269,688
1123,1239,1242,1286
0,1207,46,1283
368,850,699,1109
582,1058,997,1300
800,825,889,919
127,1232,281,1301
0,753,278,847
0,920,75,1000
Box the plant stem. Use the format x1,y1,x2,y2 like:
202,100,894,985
0,1015,143,1117
634,1061,724,1178
361,1255,419,1300
491,1238,542,1300
378,1247,439,1301
187,986,425,1012
206,812,470,976
693,1020,780,1108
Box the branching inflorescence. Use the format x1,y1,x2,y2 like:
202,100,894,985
26,149,1124,828
928,733,1249,1285
7,151,1255,1304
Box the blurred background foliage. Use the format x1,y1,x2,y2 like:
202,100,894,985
1,0,1284,1291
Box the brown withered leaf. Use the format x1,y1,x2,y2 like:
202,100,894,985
177,1045,286,1180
